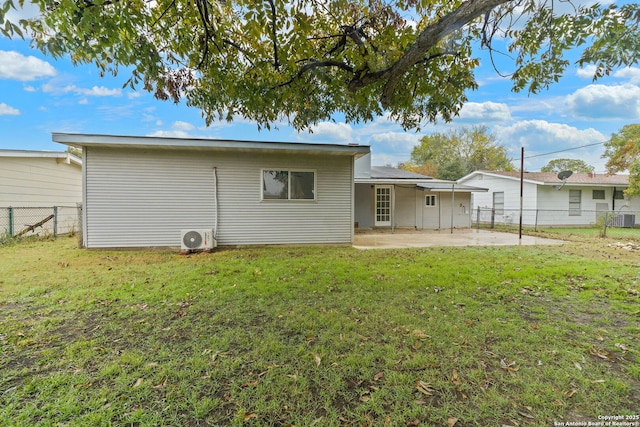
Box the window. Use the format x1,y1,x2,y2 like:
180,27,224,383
493,192,504,215
614,190,625,200
425,195,437,207
569,190,581,216
592,190,605,200
262,170,315,200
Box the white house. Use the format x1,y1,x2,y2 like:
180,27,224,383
0,149,82,237
458,170,639,227
53,133,369,248
354,154,487,230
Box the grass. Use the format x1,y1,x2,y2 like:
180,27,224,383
1,235,639,426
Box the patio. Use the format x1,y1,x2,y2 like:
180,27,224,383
353,228,566,249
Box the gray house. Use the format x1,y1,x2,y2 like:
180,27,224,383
53,133,369,248
354,154,487,230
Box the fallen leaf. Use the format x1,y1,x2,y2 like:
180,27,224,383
244,412,257,421
373,371,384,381
448,417,458,427
153,377,167,389
133,378,144,388
415,380,434,396
313,353,321,366
574,362,582,371
517,410,535,419
564,389,578,398
591,379,605,383
407,419,420,426
615,343,629,351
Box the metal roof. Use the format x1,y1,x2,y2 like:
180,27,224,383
369,166,432,179
52,133,370,157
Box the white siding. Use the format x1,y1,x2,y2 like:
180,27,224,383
84,147,355,248
0,157,82,206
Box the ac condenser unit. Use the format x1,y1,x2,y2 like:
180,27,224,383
181,229,216,250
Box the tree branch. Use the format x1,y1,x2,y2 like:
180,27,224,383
346,0,511,108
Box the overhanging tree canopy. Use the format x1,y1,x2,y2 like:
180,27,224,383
2,0,640,131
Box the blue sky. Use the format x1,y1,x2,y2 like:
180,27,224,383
1,0,639,172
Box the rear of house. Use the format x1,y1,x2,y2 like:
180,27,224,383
0,150,82,237
354,154,486,230
53,133,369,248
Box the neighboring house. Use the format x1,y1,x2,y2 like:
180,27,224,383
354,154,487,230
458,170,640,227
53,133,369,248
0,149,82,236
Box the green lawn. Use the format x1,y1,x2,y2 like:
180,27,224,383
1,236,638,426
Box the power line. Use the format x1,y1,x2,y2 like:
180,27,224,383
523,140,608,159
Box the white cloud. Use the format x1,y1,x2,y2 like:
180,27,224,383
576,65,598,80
5,1,40,22
78,98,89,105
77,86,122,97
173,121,196,131
128,92,142,100
493,120,607,170
565,84,640,119
0,103,20,115
613,67,640,84
456,101,511,122
42,83,122,97
0,51,56,81
368,132,422,153
297,122,353,143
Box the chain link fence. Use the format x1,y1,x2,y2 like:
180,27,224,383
0,206,79,242
473,207,640,240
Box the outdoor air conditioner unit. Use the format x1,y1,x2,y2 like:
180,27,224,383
181,229,216,251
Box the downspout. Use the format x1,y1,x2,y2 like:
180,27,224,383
213,167,219,240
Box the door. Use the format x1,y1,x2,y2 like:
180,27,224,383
375,185,392,227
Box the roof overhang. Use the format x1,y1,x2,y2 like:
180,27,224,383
52,133,370,158
417,183,488,193
354,178,434,185
0,149,82,166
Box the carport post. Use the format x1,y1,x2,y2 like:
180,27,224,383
450,184,455,234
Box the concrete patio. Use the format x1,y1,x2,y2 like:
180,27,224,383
353,228,566,249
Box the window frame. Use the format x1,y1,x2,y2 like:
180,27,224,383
425,194,437,207
569,189,582,216
261,169,317,201
493,192,504,216
592,190,605,200
614,190,625,200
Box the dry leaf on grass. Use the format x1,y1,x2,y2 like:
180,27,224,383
373,371,384,381
313,353,321,366
244,412,257,421
448,417,458,427
415,380,435,396
132,378,144,388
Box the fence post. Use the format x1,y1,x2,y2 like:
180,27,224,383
8,207,13,237
490,208,495,229
476,207,480,229
53,206,58,237
535,209,539,232
77,203,84,248
602,212,608,238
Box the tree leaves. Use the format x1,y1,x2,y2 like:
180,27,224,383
402,125,514,180
4,0,640,131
